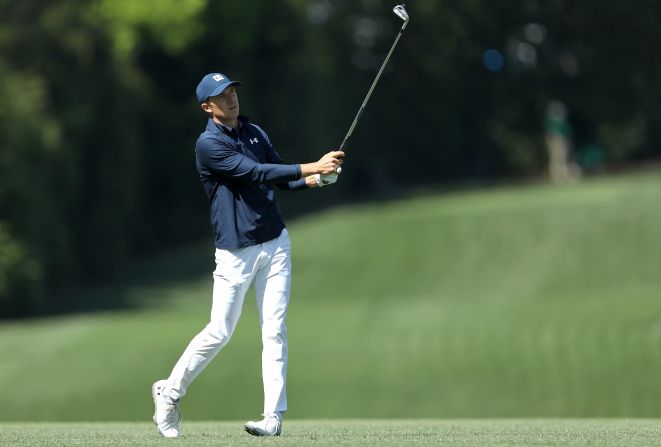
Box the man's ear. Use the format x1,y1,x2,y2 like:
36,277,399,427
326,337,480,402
201,102,212,114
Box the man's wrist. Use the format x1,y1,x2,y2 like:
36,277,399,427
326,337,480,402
299,162,320,178
305,175,319,188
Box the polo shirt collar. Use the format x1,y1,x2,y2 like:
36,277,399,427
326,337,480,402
207,115,249,136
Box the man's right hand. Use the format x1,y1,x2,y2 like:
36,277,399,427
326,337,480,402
300,151,344,177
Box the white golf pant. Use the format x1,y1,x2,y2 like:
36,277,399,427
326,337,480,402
165,228,291,415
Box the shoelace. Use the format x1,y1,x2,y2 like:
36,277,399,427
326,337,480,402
266,414,281,431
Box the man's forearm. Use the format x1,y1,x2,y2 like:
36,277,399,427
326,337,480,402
299,163,323,177
299,150,344,178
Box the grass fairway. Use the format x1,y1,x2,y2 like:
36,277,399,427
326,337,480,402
2,168,661,422
2,420,661,446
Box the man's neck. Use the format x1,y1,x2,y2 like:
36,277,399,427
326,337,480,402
214,116,238,129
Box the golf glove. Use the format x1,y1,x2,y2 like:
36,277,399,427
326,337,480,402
314,173,338,187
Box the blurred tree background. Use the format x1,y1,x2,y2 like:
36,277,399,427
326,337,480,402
1,0,660,318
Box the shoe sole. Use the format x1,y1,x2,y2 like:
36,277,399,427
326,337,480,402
244,424,281,436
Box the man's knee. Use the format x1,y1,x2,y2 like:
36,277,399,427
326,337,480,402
261,320,287,344
202,321,235,346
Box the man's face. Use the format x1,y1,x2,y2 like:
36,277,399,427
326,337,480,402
203,86,240,123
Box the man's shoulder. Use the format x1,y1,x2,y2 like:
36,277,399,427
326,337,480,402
197,128,222,141
248,122,268,136
196,127,230,150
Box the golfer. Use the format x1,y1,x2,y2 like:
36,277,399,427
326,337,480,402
152,72,343,438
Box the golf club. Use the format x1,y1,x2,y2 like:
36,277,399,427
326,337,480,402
336,4,409,174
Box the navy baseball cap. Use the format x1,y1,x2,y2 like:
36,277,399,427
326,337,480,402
196,73,242,103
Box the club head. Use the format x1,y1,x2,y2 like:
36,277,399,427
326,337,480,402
393,4,409,23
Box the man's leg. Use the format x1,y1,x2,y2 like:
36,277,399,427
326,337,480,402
257,229,291,415
166,245,261,399
154,245,260,438
245,230,291,436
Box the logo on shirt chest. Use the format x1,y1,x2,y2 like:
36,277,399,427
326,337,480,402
239,136,265,162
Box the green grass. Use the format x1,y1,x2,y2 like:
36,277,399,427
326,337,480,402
2,169,661,422
2,420,661,446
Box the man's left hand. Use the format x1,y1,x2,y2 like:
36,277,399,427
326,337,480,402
315,172,338,187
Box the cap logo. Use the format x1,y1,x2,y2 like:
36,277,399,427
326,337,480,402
212,74,224,82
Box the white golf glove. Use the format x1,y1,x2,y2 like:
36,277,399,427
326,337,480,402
314,172,338,187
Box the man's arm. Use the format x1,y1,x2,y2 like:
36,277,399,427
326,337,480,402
262,136,338,190
263,144,311,190
197,137,300,183
197,137,343,184
276,175,328,191
299,155,343,177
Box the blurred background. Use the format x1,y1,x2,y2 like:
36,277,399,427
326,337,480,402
1,0,660,421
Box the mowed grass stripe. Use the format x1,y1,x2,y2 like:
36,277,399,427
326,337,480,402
1,169,660,421
2,420,661,446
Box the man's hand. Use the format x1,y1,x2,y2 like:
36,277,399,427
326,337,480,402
300,151,344,177
305,171,339,188
316,151,344,174
315,172,338,187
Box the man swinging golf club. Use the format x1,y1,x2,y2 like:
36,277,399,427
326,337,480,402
151,72,343,438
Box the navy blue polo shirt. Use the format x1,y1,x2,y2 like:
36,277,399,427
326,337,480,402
195,115,307,249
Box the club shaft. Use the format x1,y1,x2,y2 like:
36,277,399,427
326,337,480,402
339,22,407,153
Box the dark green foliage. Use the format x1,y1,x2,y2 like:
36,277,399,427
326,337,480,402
0,0,660,317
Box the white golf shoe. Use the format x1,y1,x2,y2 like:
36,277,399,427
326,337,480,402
152,380,181,438
244,412,282,436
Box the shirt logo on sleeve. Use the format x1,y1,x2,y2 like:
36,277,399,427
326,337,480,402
249,138,259,144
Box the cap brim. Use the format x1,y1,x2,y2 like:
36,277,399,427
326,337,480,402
207,81,242,99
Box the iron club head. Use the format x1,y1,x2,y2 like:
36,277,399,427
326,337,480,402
393,4,409,23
